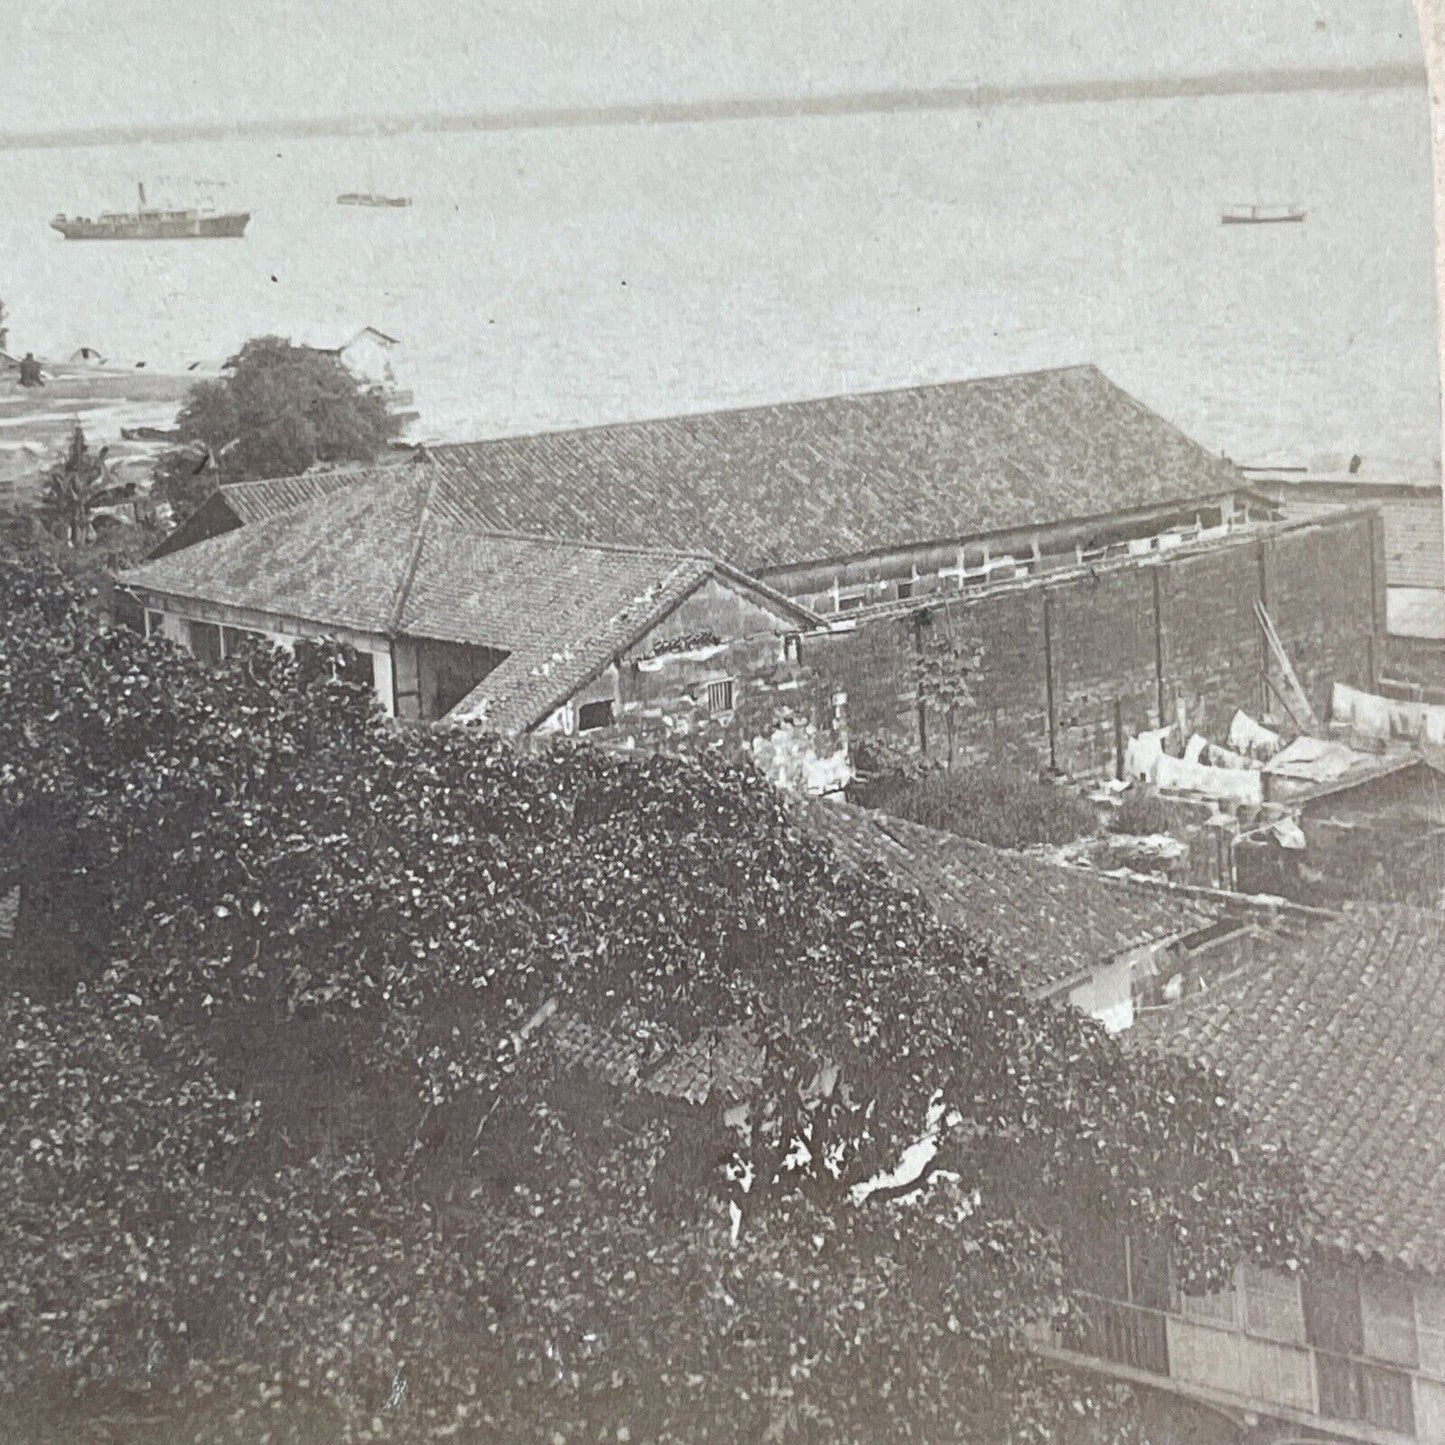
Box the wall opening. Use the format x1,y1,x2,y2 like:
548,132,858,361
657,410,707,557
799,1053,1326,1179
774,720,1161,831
577,699,615,731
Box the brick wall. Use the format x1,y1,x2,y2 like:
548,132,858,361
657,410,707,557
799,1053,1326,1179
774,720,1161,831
930,588,1051,770
1383,633,1445,694
1160,542,1264,740
813,513,1382,779
809,612,917,740
1047,566,1159,776
1262,513,1380,720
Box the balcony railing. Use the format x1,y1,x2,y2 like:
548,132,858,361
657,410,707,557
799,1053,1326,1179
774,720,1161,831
1048,1293,1434,1443
1063,1295,1170,1377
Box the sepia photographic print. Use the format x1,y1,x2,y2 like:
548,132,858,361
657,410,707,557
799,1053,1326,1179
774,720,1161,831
3,3,1445,1441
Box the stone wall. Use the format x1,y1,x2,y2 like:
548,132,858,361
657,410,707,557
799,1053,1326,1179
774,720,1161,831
811,511,1384,779
536,578,849,791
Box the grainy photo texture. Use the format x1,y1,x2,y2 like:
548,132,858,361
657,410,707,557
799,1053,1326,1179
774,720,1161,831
1,3,1442,1442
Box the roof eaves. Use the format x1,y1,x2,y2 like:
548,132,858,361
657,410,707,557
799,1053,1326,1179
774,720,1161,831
445,557,716,732
755,489,1255,578
710,559,828,629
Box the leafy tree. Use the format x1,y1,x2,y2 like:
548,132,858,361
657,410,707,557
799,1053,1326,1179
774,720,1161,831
913,632,981,770
35,426,133,548
157,336,401,508
0,551,1306,1442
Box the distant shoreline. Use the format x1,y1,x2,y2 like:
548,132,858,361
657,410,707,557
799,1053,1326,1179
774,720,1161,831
0,64,1426,152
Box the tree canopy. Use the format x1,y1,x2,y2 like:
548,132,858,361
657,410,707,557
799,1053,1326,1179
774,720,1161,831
161,336,401,502
35,426,134,549
0,552,1305,1443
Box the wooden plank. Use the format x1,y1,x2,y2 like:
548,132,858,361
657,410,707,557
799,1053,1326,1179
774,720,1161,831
1256,601,1319,729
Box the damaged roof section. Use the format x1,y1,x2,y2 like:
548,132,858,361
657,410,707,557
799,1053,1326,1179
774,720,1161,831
549,1013,765,1107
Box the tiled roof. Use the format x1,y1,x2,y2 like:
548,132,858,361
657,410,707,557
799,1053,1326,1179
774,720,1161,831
414,366,1243,573
121,469,819,733
442,548,720,734
543,801,1224,1102
549,1014,765,1106
1131,903,1445,1274
126,470,441,635
222,467,375,525
801,799,1223,995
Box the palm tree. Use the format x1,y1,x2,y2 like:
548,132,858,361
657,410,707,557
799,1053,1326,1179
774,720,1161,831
36,426,133,548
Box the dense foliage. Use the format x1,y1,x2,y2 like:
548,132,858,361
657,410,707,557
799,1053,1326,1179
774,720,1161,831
34,426,136,549
158,335,400,504
0,553,1305,1442
860,763,1100,851
1107,787,1174,838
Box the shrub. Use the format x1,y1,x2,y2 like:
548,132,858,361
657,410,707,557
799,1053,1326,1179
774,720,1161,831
849,730,941,787
1108,787,1174,837
868,764,1098,850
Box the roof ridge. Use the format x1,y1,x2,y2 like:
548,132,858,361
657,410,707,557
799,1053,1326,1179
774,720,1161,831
427,364,1106,453
422,515,722,566
219,464,387,494
385,471,438,637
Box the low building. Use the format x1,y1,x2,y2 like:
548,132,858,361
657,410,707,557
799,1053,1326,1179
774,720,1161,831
118,467,843,772
801,798,1257,1031
152,365,1266,604
304,326,401,388
1235,754,1444,909
1042,902,1445,1445
1253,472,1445,688
143,368,1385,781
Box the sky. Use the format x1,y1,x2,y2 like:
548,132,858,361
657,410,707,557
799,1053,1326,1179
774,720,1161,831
1,0,1427,137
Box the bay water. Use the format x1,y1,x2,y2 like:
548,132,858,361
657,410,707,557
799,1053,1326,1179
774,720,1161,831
2,85,1437,474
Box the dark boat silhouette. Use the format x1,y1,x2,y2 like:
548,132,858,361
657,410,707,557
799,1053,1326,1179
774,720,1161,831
337,192,412,208
51,183,249,240
1221,202,1306,226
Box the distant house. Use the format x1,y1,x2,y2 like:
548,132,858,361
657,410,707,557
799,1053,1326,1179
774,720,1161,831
305,327,400,388
1043,902,1445,1445
1254,472,1445,683
68,346,107,366
118,467,840,771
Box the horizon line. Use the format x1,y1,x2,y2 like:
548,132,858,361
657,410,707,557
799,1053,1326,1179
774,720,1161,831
0,62,1426,152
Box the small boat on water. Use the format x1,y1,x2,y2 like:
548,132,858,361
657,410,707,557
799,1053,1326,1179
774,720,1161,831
1221,203,1306,226
120,425,183,442
51,182,249,241
338,192,412,208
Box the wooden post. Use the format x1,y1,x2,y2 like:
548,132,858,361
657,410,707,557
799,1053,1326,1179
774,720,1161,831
912,612,928,754
1043,591,1059,773
1151,564,1167,727
1256,540,1270,719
